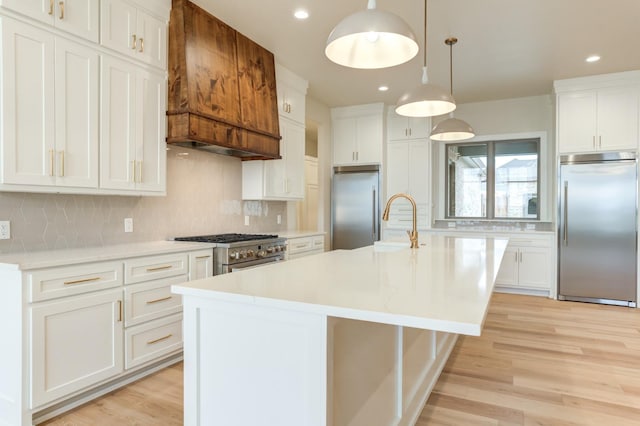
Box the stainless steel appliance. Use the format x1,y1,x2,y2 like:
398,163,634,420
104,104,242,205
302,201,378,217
558,152,638,307
332,165,380,250
174,234,286,275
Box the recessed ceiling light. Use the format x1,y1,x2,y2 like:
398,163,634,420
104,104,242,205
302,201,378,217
294,9,309,20
378,85,389,92
586,55,601,63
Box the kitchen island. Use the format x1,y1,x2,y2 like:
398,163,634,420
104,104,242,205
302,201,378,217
172,234,508,426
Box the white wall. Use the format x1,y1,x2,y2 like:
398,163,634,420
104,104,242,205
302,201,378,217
431,95,555,222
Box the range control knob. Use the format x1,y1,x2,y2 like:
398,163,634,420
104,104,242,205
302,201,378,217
228,251,239,261
247,249,255,257
256,250,267,258
239,250,247,259
266,247,275,254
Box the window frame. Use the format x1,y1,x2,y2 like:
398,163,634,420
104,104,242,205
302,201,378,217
444,137,541,220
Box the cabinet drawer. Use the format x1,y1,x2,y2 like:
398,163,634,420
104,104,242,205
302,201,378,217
508,237,552,248
124,253,188,284
312,235,324,250
28,261,123,302
124,275,185,326
125,313,183,369
288,237,312,254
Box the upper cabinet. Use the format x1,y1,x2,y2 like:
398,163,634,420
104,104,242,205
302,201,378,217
555,71,640,154
100,0,167,69
332,103,384,166
387,111,430,141
242,64,308,201
1,0,99,42
167,0,281,159
1,17,99,189
0,0,170,196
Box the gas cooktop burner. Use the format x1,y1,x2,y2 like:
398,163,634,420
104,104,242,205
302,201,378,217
174,233,279,244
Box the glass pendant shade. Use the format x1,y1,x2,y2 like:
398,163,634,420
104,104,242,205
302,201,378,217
430,117,475,141
325,4,418,69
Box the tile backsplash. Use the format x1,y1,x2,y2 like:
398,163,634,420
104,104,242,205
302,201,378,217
0,147,287,254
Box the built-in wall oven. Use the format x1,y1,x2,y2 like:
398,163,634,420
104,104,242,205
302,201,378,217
174,234,286,275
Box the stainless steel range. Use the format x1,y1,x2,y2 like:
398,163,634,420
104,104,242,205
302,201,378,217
174,234,286,275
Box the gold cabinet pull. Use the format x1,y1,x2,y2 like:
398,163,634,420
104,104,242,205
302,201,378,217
131,160,136,183
195,255,211,259
147,334,172,345
139,37,144,53
146,296,172,305
118,300,123,322
146,265,172,272
131,34,137,49
64,276,101,285
58,1,64,19
137,161,143,183
48,0,54,14
49,149,55,176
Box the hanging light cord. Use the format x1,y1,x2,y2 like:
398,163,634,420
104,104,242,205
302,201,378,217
449,39,453,95
423,0,427,68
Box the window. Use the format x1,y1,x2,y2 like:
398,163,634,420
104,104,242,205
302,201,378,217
445,138,540,220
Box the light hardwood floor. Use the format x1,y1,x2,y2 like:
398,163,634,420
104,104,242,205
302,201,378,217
43,293,640,425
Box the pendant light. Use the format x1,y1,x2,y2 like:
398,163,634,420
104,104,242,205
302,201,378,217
325,0,419,69
430,37,475,141
395,0,455,117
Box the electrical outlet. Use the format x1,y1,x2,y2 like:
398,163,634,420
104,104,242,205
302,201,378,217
0,221,10,239
124,218,133,233
244,215,250,226
277,214,282,225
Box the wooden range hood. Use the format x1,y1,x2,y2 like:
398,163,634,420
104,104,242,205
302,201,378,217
167,0,281,159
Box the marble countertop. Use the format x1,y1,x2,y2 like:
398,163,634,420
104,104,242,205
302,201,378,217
173,235,508,336
0,241,215,271
430,221,555,234
272,230,326,239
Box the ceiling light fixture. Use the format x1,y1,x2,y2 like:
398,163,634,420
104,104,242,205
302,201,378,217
430,37,475,141
586,55,601,63
294,9,309,20
378,85,389,91
395,0,455,117
325,0,419,69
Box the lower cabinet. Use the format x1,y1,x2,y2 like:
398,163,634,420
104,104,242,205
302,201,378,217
1,243,213,424
30,288,124,407
286,234,325,260
495,236,554,295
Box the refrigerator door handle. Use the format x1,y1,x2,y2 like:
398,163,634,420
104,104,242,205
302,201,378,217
563,181,569,246
372,186,377,239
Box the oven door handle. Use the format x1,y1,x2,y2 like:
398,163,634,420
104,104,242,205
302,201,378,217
227,257,284,273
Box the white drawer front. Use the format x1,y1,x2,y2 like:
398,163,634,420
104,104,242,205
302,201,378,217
125,253,188,284
124,275,185,326
28,261,123,302
125,313,183,369
312,235,325,250
288,237,312,254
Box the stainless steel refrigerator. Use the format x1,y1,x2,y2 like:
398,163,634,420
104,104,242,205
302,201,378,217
332,165,380,249
558,152,637,307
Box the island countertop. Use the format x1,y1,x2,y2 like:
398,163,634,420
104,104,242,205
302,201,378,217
173,234,508,336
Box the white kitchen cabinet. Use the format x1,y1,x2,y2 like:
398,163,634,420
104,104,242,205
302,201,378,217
100,0,167,69
30,288,124,407
385,139,430,229
242,65,308,201
1,18,99,189
189,249,214,280
387,110,430,140
495,237,553,294
555,72,640,154
286,234,325,260
0,242,211,425
1,0,99,42
276,63,307,124
100,54,166,193
332,103,384,166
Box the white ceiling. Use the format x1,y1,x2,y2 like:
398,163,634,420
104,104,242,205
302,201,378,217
191,0,640,108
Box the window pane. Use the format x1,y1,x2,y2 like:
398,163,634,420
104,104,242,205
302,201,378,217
447,144,487,218
494,140,538,219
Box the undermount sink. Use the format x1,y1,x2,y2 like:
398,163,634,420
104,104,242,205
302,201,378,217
373,241,410,252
